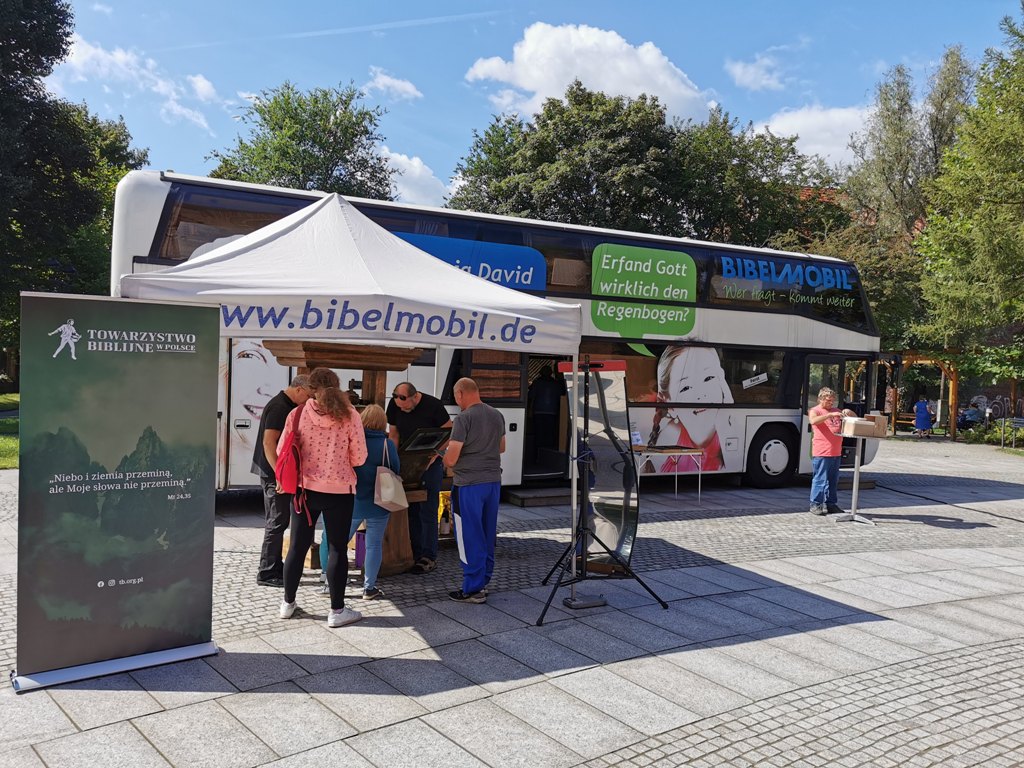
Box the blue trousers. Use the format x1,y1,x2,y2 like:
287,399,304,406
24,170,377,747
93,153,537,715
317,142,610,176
408,459,443,562
319,515,389,590
810,455,841,506
452,482,500,595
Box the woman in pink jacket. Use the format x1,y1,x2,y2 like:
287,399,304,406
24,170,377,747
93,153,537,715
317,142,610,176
277,367,368,627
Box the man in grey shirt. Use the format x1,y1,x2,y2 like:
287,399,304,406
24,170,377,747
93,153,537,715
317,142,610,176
443,378,505,603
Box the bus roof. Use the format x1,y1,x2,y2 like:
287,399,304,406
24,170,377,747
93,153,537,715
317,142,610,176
155,170,849,266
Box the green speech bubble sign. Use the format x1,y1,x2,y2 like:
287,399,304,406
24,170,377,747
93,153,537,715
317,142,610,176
591,243,697,338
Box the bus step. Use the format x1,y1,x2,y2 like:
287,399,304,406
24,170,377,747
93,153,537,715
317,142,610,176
505,486,572,507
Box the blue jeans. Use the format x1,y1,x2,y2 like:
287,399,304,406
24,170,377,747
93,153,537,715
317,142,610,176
347,515,389,590
810,455,841,506
408,459,443,562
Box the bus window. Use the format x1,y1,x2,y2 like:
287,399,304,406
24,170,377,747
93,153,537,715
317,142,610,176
445,349,525,405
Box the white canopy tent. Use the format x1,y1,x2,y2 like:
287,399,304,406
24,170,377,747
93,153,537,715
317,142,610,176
119,193,581,355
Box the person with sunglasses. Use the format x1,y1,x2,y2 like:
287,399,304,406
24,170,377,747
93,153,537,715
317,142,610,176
386,382,452,574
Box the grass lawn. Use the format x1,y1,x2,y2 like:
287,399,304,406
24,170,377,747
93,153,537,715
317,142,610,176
0,392,18,411
0,417,17,469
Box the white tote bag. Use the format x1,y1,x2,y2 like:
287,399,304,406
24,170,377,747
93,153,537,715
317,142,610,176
374,441,407,512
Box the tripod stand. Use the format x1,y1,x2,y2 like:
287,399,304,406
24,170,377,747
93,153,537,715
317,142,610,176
536,360,668,626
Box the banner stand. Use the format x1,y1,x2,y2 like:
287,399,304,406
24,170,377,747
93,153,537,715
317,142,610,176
12,641,218,694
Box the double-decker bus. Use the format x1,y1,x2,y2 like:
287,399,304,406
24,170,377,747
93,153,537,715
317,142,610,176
111,170,885,491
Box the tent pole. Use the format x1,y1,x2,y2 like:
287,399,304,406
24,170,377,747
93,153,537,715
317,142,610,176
569,350,579,594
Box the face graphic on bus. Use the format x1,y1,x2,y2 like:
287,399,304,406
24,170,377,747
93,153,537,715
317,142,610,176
660,346,733,446
232,341,277,448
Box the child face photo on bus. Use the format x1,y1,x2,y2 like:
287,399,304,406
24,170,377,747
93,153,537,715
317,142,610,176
230,340,277,448
647,346,738,472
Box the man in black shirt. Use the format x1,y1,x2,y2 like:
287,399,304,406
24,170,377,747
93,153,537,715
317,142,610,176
253,373,312,586
387,382,452,573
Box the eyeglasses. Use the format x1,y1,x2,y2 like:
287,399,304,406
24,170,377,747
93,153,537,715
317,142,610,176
392,393,409,401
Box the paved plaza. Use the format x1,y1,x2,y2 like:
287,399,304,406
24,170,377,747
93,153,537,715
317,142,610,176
2,438,1024,766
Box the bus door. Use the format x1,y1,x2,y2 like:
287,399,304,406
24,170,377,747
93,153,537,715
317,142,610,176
799,355,876,473
523,355,572,481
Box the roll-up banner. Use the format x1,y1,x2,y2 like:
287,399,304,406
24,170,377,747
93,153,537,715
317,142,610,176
13,294,219,692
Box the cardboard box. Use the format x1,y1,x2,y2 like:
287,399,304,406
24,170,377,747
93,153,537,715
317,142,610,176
842,414,887,438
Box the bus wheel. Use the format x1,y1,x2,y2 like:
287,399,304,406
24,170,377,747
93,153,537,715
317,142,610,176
745,425,797,488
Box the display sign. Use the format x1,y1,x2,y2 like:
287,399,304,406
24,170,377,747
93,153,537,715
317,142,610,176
15,294,219,689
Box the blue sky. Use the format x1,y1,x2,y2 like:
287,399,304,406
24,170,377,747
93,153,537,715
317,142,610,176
49,1,1019,207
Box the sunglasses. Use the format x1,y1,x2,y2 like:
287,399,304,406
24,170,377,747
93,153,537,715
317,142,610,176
392,393,409,401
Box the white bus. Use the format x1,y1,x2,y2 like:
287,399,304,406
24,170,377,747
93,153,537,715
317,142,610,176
111,170,885,491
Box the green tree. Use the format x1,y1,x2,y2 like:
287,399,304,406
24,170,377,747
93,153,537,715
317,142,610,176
807,48,974,350
1,1,146,350
209,81,396,200
918,14,1024,347
449,82,844,246
674,108,846,247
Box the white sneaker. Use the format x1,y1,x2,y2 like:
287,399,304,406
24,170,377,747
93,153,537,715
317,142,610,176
327,607,362,628
279,600,296,619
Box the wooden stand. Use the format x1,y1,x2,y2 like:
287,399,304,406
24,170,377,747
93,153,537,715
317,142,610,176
378,508,414,576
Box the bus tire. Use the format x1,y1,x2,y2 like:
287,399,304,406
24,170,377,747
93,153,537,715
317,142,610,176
744,425,797,488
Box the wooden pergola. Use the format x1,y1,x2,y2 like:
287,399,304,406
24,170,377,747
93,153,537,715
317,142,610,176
897,352,960,440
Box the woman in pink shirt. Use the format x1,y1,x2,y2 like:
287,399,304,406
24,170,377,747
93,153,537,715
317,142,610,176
807,387,856,515
278,368,368,627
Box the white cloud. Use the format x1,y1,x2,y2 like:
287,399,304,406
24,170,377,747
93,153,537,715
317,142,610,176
187,73,219,103
465,22,710,121
92,3,113,14
381,146,449,207
725,54,784,92
364,66,423,101
47,34,214,134
760,104,872,166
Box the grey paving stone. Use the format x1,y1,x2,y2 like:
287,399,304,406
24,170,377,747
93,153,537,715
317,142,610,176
584,581,667,609
661,644,798,699
364,650,490,710
625,602,731,643
605,655,751,717
480,627,596,677
204,636,307,691
384,605,481,646
486,590,574,624
747,627,884,675
703,635,838,686
425,599,529,636
433,638,545,693
348,718,488,768
294,663,428,731
0,685,76,752
133,699,277,768
33,721,170,768
819,577,926,608
747,586,859,620
0,747,45,768
673,597,776,635
256,740,376,768
645,570,729,596
423,699,581,768
681,565,770,592
865,574,966,603
841,613,963,655
785,554,880,580
898,571,991,599
578,611,691,652
317,617,429,658
917,602,1024,639
882,606,998,645
707,591,828,628
550,667,701,735
534,619,648,663
793,582,895,613
259,624,365,674
493,681,644,758
129,658,238,709
918,547,1022,567
519,585,619,618
47,672,163,730
217,681,354,756
740,559,826,585
788,621,923,664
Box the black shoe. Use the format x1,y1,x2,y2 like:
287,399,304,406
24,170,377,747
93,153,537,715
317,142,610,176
826,504,846,515
406,557,436,575
809,504,826,515
257,576,284,587
448,589,486,604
